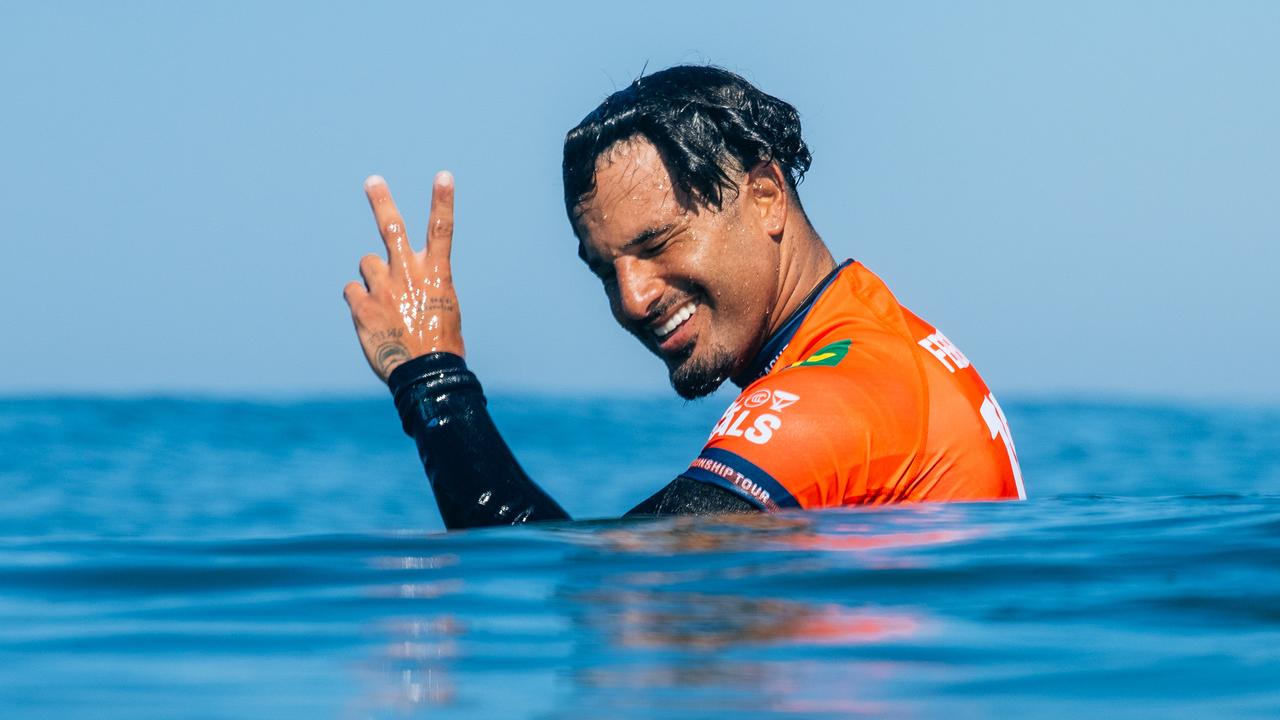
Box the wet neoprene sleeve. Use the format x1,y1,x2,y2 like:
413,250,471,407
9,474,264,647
388,352,756,530
389,353,570,530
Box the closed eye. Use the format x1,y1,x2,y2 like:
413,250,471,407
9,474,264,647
622,223,677,258
638,237,670,258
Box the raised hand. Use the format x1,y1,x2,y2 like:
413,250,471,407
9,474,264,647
343,172,465,383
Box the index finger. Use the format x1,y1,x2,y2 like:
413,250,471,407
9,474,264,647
364,175,413,265
425,171,455,260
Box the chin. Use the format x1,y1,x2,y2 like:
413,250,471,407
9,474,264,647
667,346,736,400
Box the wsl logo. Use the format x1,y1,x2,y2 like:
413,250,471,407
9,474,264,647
709,389,800,445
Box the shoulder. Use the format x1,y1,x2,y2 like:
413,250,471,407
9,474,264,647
694,364,913,509
711,367,869,446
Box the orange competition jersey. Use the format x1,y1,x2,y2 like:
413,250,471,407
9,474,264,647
679,260,1024,510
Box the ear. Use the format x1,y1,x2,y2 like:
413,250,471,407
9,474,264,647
745,161,788,238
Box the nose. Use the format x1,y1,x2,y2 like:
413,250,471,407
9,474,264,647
613,257,663,322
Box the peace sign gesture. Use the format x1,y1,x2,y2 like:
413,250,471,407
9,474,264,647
343,172,465,382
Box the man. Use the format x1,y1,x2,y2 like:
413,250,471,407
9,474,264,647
343,66,1024,530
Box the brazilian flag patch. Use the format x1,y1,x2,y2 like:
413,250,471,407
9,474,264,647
791,339,851,368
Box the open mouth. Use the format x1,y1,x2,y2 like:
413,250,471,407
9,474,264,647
652,301,697,341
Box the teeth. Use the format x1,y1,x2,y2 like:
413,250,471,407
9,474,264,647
654,302,697,339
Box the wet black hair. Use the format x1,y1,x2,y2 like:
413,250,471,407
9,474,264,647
562,65,812,225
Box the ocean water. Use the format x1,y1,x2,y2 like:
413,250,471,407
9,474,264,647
1,394,1278,718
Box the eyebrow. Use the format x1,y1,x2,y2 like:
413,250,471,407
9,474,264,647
622,223,675,251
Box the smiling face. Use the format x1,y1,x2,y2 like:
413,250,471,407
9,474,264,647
573,137,787,399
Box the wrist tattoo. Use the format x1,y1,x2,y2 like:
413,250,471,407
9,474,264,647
375,342,411,376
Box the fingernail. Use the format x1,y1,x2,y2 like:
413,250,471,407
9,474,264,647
435,171,454,187
364,175,386,189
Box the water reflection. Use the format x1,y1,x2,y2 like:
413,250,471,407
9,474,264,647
559,513,950,716
354,554,466,715
595,510,979,558
578,588,922,650
356,511,974,716
364,618,459,711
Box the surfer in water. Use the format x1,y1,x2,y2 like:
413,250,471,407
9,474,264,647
343,65,1024,530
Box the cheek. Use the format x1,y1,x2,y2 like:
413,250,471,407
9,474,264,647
706,267,769,337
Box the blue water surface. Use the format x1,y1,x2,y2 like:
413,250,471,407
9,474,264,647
1,395,1278,718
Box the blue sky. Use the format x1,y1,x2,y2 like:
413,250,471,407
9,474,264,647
2,2,1277,400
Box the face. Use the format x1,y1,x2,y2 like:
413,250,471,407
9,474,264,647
574,138,786,399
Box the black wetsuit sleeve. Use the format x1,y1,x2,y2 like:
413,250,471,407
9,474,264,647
388,352,760,528
625,477,759,516
388,352,570,530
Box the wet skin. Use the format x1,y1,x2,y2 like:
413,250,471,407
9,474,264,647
344,172,464,382
345,138,834,394
572,137,834,397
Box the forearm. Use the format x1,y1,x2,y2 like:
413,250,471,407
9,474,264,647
348,176,752,527
388,353,570,530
